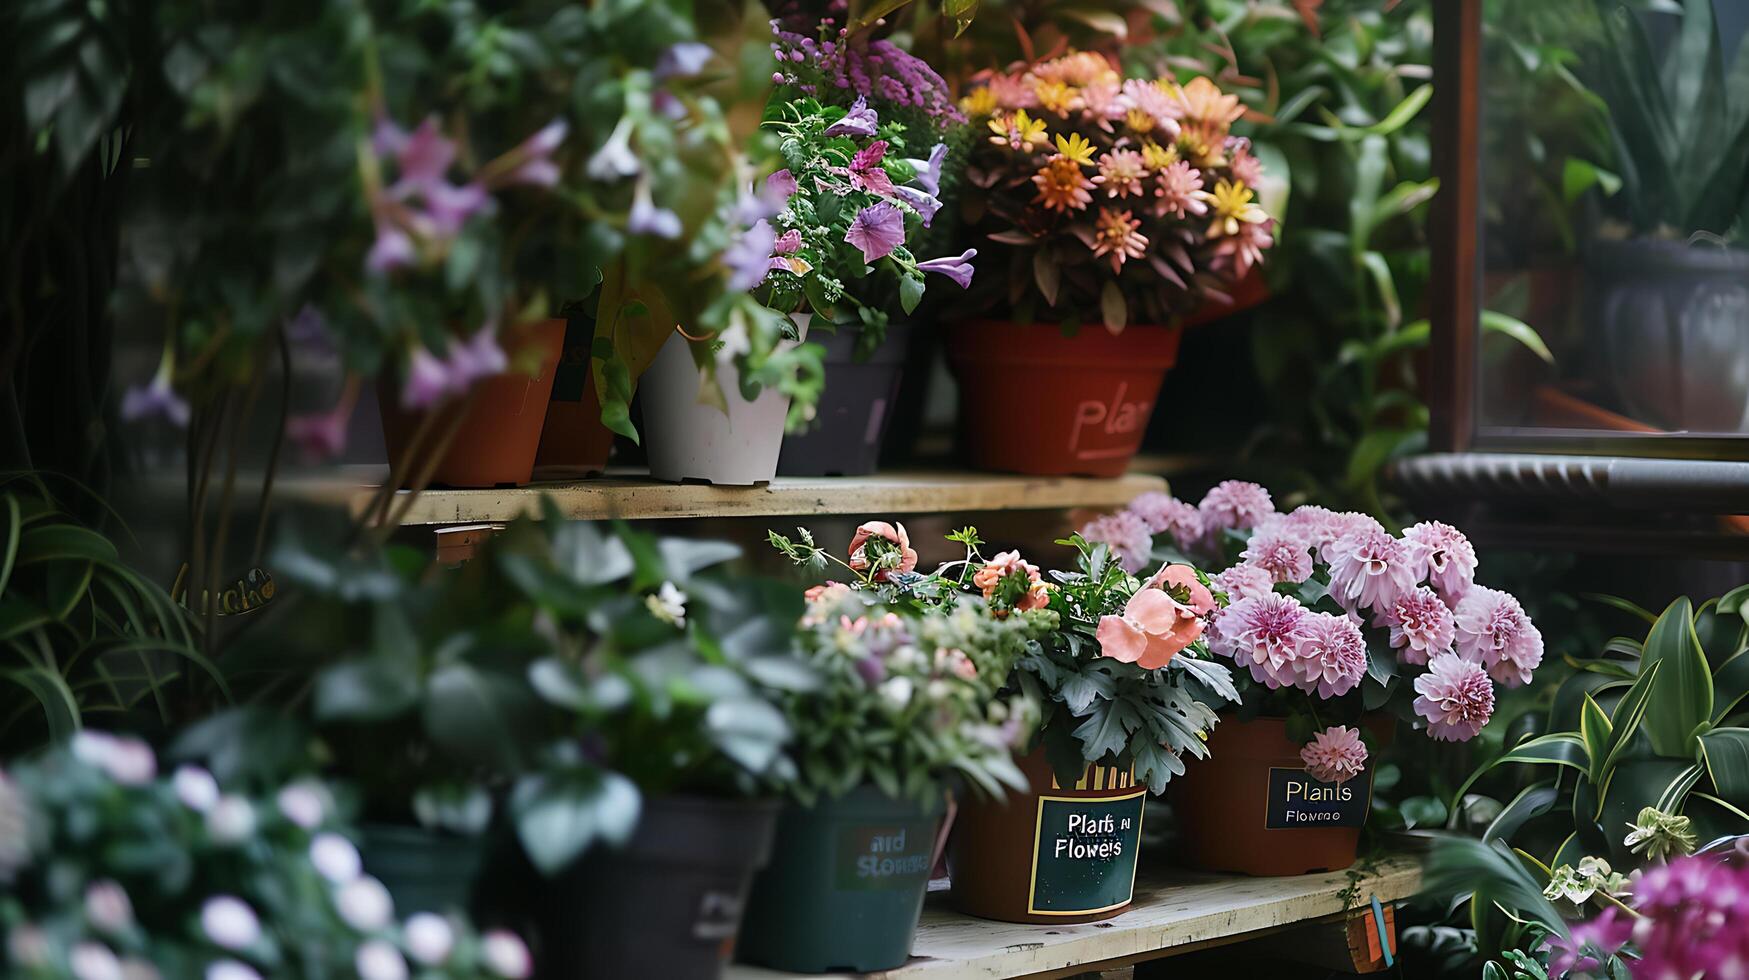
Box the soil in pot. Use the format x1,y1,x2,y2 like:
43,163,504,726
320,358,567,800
549,795,779,979
946,320,1182,478
359,824,486,915
777,322,915,477
379,318,566,488
946,750,1146,924
532,312,614,478
1170,716,1382,877
736,785,943,973
640,318,806,485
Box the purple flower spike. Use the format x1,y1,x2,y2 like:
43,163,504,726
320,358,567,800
367,225,415,274
891,185,941,227
121,373,189,427
844,202,904,263
917,248,977,288
372,117,409,158
824,95,879,137
654,42,715,80
725,218,779,292
401,347,453,410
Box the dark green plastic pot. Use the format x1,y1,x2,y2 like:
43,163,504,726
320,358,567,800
359,824,486,915
736,786,946,973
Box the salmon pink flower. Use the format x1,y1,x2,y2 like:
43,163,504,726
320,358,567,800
1032,156,1098,213
1154,160,1207,219
1144,563,1215,616
973,551,1049,613
1413,653,1495,741
1097,149,1148,198
1300,725,1368,784
847,521,916,581
1096,588,1201,670
1091,208,1148,274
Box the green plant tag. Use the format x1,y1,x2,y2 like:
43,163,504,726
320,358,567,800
1026,788,1144,915
1265,767,1373,829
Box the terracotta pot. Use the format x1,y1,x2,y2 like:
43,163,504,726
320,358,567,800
1170,716,1384,877
532,313,614,478
946,750,1146,924
379,318,566,488
946,320,1182,477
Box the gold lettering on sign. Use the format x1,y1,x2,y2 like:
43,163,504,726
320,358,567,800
170,564,277,616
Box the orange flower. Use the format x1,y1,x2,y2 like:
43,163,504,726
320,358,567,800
1091,208,1148,273
972,550,1049,613
1032,156,1098,212
1172,77,1245,162
847,521,917,581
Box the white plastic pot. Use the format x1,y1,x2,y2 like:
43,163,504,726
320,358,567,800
641,316,806,485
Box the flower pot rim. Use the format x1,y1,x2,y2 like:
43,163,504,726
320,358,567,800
1587,236,1749,274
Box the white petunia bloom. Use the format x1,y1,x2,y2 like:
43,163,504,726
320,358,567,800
334,876,395,932
402,913,454,965
309,833,363,884
174,765,221,812
205,796,256,845
200,896,261,951
354,939,409,980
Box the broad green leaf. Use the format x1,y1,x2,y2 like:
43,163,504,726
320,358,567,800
1598,759,1699,863
1479,311,1555,365
1601,659,1660,777
17,524,118,564
1450,733,1589,823
1697,727,1749,807
1424,837,1566,937
1580,694,1612,783
1484,782,1560,845
511,768,640,875
5,667,80,741
1362,84,1434,137
1714,649,1749,722
1639,597,1715,757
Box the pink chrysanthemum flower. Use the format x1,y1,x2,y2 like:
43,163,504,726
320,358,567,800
1300,725,1369,784
1326,527,1419,616
1413,653,1495,741
1210,563,1275,605
1219,592,1312,689
1213,217,1274,278
1453,586,1543,688
1125,492,1204,548
1240,530,1313,585
1199,480,1275,534
1385,586,1456,666
1097,149,1148,198
1080,510,1154,573
1153,160,1207,219
1315,512,1389,563
1403,521,1479,602
1079,78,1125,130
1120,79,1184,134
1091,208,1148,274
1293,612,1367,698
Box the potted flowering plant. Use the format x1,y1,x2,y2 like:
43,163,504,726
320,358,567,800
0,732,531,980
770,521,1234,924
735,587,1040,973
765,11,973,476
949,53,1276,476
1089,482,1543,876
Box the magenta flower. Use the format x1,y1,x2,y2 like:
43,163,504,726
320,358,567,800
1403,521,1478,602
654,42,714,80
1198,480,1275,535
1218,592,1312,689
400,347,454,410
725,218,779,291
287,408,350,462
824,95,879,137
1413,653,1495,741
1326,527,1419,615
916,248,977,289
1079,510,1154,573
1386,586,1456,666
845,139,896,195
844,202,904,263
766,168,798,199
1292,612,1367,698
1300,725,1368,784
1453,586,1543,688
367,225,415,273
1210,563,1274,605
1241,530,1313,585
1549,857,1749,980
394,118,457,190
419,181,489,236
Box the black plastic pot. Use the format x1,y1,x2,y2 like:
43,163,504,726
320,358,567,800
359,824,486,915
551,795,779,979
778,322,916,477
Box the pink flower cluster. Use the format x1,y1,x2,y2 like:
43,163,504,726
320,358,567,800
1208,592,1365,697
1078,510,1154,573
1550,856,1749,979
1300,725,1368,784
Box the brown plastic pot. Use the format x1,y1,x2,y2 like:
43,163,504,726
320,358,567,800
946,320,1182,477
379,318,566,489
1170,716,1386,877
532,313,614,479
946,749,1147,924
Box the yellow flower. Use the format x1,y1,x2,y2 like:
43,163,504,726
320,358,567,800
1124,108,1156,134
989,109,1049,151
960,87,998,118
1140,140,1178,170
1034,80,1081,116
1053,132,1096,166
1195,179,1268,237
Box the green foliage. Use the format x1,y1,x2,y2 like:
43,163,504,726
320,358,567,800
0,474,215,754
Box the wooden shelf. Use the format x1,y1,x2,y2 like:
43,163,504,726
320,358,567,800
345,470,1167,526
727,855,1421,980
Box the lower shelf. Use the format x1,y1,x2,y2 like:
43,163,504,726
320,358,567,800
727,855,1420,979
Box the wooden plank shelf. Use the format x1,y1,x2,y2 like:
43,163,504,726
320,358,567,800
727,855,1421,980
346,470,1167,526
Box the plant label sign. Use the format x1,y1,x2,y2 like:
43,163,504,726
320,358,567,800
1026,789,1145,915
1265,767,1372,829
835,822,936,891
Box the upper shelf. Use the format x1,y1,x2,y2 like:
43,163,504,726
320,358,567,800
343,469,1167,526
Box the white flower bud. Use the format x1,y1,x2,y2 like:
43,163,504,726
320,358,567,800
173,765,220,812
309,833,362,884
205,796,256,845
334,876,394,932
200,896,261,950
354,939,408,980
402,913,454,965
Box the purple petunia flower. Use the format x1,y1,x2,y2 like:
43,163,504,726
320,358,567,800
906,142,949,197
766,168,798,199
421,181,489,236
844,139,895,195
891,185,941,227
916,248,977,288
367,225,415,273
401,348,453,410
844,202,904,263
824,95,879,138
654,42,714,81
628,183,682,239
724,218,779,292
394,118,458,191
121,372,189,427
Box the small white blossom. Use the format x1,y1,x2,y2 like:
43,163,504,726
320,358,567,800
480,930,532,979
174,765,220,812
72,732,156,785
354,939,409,980
402,913,454,965
84,879,133,933
205,796,256,845
7,924,50,967
205,961,262,980
276,780,326,829
69,941,123,980
309,833,362,884
334,876,395,932
200,896,261,950
879,676,915,710
645,582,687,628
